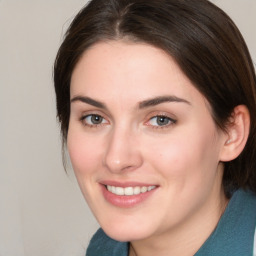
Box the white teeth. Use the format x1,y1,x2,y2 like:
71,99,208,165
124,187,133,196
141,186,147,193
115,187,124,195
106,185,156,196
134,186,140,195
148,186,155,191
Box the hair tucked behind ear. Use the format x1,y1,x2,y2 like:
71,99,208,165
54,0,256,195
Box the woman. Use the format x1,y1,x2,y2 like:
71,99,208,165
54,0,256,255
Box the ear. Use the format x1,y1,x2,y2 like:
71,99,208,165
220,105,250,162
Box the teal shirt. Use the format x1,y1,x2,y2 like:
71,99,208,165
86,189,256,256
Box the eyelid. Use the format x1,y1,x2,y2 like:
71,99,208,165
80,112,110,127
144,112,177,128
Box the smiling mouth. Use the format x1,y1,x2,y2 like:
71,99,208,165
106,185,156,196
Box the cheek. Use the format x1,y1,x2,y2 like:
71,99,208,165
67,131,102,177
143,127,219,187
149,141,198,188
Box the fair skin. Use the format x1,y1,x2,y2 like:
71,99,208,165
67,41,243,256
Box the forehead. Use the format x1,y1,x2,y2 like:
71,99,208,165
70,41,206,107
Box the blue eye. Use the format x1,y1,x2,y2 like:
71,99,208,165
82,114,108,126
148,116,176,127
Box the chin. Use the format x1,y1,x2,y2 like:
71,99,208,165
100,219,155,242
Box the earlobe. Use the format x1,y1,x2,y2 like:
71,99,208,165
220,105,250,162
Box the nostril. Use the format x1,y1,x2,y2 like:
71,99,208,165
102,134,143,173
121,165,134,171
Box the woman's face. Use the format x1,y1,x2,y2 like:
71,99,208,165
68,41,227,242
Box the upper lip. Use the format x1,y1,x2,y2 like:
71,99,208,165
100,180,158,187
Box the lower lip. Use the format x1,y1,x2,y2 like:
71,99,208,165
101,185,157,208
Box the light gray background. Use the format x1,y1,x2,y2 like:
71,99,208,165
0,1,255,256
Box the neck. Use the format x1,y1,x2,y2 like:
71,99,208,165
129,188,228,256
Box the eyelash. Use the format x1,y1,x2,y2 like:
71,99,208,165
145,115,177,129
80,114,108,127
80,114,177,129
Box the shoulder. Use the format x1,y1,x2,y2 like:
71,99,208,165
196,189,256,255
86,228,129,256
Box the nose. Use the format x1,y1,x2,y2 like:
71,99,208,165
102,126,143,174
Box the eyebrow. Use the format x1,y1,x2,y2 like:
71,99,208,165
70,95,191,110
70,95,106,109
139,95,191,109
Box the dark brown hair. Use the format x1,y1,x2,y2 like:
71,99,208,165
54,0,256,195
